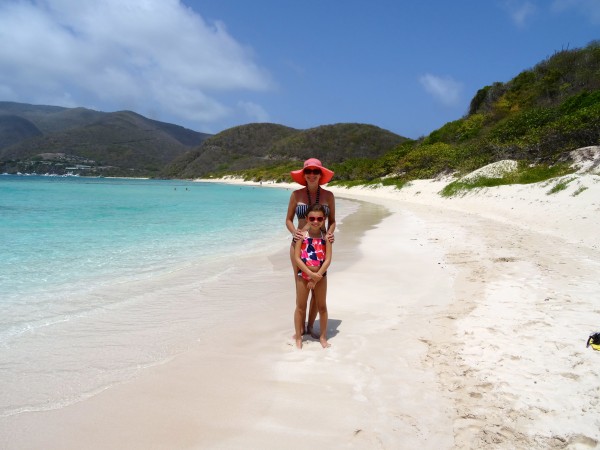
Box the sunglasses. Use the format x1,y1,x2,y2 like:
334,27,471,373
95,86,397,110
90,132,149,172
308,216,324,222
303,168,322,175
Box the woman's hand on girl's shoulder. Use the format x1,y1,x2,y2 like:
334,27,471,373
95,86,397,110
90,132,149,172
293,228,305,242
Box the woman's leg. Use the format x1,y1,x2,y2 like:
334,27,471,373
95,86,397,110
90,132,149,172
294,278,310,349
313,278,330,348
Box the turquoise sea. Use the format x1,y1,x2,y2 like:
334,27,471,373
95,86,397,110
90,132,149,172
0,175,298,417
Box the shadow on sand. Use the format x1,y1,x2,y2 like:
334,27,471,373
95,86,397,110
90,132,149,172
310,318,341,340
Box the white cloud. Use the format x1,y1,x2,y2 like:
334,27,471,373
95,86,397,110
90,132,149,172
552,0,600,24
500,0,537,27
237,101,270,123
0,0,273,131
418,74,462,107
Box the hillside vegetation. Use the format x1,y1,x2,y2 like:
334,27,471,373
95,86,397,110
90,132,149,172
161,122,408,179
0,103,210,177
329,41,600,186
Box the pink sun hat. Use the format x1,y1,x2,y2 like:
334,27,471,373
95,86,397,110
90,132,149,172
290,158,334,185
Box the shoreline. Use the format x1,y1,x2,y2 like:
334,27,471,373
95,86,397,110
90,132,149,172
199,172,600,250
2,175,599,448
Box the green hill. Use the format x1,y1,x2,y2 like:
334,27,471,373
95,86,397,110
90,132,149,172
0,102,210,176
162,122,408,179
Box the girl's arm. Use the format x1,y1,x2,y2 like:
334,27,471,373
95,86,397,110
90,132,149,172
294,235,313,276
317,240,333,276
295,231,324,283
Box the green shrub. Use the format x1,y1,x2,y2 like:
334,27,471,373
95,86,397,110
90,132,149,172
380,177,410,189
394,142,466,178
559,90,600,114
533,102,600,157
423,120,464,144
331,158,387,181
489,108,556,143
424,114,486,145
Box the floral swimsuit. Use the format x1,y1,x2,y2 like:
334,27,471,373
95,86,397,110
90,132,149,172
298,232,327,281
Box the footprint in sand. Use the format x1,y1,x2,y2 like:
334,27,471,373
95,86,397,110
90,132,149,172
559,372,580,381
567,435,598,448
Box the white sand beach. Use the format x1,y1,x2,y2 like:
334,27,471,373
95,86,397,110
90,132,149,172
2,162,600,449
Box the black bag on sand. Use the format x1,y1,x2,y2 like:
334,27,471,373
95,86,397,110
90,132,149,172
586,332,600,351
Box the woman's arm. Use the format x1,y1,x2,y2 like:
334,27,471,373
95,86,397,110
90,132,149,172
325,191,336,242
286,191,304,242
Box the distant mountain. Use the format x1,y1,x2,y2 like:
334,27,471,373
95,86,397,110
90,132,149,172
0,102,105,134
0,114,43,148
0,102,211,176
0,101,407,179
162,122,409,178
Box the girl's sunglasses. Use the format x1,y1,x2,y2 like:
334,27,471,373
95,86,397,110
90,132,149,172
303,168,322,175
308,216,324,222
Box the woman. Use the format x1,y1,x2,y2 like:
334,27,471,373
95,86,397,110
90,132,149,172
285,158,335,338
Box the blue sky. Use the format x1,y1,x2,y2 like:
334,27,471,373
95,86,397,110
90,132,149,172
0,1,598,138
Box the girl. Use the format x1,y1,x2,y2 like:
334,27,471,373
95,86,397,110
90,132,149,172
293,204,333,349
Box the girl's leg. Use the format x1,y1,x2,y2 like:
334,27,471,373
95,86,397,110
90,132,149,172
290,244,305,336
294,278,310,349
313,278,330,348
290,244,314,335
307,292,318,336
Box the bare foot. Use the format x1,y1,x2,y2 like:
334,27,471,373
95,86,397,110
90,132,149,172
292,324,308,339
309,327,320,340
320,337,330,348
295,338,303,349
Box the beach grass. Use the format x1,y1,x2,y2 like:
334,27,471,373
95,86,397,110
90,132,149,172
572,185,589,196
331,176,410,190
546,177,576,195
440,162,574,197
